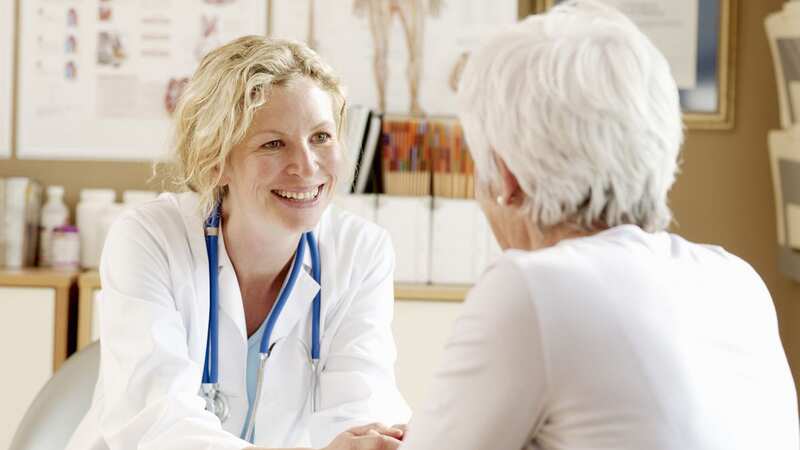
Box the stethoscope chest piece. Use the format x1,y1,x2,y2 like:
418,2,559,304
202,383,231,423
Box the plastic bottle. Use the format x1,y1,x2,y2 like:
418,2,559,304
38,185,70,267
51,225,80,270
76,189,116,269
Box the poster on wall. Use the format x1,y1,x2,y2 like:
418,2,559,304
0,0,14,158
17,0,266,161
270,0,518,116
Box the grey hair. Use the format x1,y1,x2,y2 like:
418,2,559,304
457,0,683,232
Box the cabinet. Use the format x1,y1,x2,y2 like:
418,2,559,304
0,269,76,450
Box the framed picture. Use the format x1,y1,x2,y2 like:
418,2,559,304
536,0,737,130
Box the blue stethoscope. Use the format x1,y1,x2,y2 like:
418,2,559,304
200,203,322,442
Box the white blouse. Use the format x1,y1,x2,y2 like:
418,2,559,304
401,225,798,450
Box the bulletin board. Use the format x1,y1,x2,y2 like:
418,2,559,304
270,0,518,116
16,0,267,161
0,0,14,158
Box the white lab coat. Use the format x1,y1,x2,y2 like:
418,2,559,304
66,192,410,450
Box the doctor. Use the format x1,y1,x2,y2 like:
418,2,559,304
67,36,410,450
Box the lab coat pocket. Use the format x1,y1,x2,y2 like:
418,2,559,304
254,336,313,446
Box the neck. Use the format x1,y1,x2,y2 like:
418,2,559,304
221,204,302,288
499,210,606,251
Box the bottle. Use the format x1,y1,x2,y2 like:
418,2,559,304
51,225,80,270
76,189,116,269
39,185,70,267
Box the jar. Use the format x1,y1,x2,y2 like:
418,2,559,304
51,225,80,270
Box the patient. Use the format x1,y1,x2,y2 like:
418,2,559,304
399,1,799,449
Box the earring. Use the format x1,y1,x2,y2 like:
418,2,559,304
496,195,505,206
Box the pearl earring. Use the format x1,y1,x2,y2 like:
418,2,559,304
496,195,505,206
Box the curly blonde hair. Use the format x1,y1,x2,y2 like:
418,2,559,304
165,35,346,218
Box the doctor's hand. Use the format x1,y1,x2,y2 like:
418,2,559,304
323,423,404,450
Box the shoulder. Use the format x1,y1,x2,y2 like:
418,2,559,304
107,192,198,242
103,192,200,271
319,204,393,264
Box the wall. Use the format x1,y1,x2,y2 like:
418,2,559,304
3,0,800,403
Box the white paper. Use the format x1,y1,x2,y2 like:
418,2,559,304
17,0,266,161
592,0,699,89
271,0,517,116
0,0,14,158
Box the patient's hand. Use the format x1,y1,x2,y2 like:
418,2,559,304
324,423,403,450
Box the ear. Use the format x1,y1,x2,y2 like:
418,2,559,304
216,164,231,188
492,152,522,207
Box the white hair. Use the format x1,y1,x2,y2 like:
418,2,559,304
457,0,683,232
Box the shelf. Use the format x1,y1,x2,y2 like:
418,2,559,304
394,283,470,302
0,267,79,288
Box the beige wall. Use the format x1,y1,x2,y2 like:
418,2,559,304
3,0,800,403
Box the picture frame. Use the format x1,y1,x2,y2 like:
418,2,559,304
536,0,737,130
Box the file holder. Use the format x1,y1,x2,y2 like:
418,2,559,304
376,195,432,283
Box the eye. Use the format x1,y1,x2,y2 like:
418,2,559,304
261,140,283,150
310,131,332,145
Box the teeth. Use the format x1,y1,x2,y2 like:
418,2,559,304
275,186,320,201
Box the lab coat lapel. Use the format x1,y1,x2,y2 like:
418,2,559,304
217,229,248,343
269,245,320,347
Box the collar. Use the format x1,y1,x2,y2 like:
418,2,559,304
216,220,320,345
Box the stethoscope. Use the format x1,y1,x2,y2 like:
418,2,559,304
200,203,322,442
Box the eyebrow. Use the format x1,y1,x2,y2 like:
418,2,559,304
249,120,336,138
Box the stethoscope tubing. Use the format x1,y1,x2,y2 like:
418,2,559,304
201,202,323,435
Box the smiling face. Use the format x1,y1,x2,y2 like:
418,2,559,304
220,76,342,234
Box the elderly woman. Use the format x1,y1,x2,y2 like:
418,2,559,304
66,37,408,450
400,2,799,450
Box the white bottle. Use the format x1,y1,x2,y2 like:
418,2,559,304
39,185,70,267
77,189,116,269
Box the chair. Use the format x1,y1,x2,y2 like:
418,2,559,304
9,342,100,450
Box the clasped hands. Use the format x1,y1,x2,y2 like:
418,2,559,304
323,423,407,450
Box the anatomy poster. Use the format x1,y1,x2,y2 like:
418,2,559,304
17,0,266,160
0,0,14,157
271,0,518,116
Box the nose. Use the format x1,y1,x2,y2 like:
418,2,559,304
287,141,318,178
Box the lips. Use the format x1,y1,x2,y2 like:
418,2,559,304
271,184,323,202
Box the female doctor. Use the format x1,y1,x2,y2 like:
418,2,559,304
66,36,410,450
